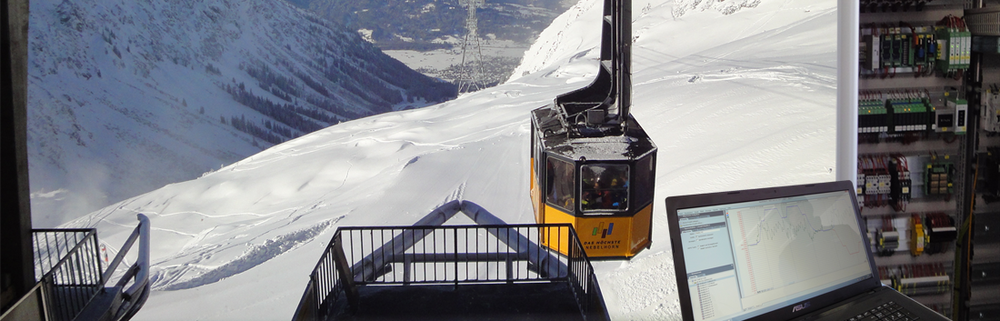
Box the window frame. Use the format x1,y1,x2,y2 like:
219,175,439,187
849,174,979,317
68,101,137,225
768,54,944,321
544,155,576,213
578,162,631,215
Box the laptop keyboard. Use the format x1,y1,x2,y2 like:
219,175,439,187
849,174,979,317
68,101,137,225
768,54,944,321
848,301,921,321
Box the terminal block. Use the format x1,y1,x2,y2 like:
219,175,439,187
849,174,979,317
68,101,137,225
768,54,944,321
858,90,935,135
889,94,935,133
894,263,951,296
860,95,889,133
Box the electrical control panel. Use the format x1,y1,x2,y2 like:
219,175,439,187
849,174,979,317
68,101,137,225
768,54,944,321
858,5,978,318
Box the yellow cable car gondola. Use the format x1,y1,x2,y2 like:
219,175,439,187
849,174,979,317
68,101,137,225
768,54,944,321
530,0,656,259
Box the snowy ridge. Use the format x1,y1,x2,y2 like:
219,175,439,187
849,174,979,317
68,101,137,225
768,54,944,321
68,0,837,319
28,0,455,227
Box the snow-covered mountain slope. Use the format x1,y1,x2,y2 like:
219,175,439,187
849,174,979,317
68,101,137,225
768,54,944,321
298,0,572,49
27,0,456,227
65,0,837,319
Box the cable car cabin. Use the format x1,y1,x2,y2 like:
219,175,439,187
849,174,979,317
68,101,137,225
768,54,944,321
530,110,656,259
528,0,654,259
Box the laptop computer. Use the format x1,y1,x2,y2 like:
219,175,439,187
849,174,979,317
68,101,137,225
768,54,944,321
664,180,950,321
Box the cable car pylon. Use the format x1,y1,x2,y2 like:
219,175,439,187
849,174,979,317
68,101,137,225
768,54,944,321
457,0,487,93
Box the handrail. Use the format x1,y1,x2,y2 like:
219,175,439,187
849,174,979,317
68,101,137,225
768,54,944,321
102,227,140,286
124,214,151,299
111,214,151,321
564,225,610,320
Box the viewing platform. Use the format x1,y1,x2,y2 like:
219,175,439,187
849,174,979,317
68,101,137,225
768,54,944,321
292,201,608,321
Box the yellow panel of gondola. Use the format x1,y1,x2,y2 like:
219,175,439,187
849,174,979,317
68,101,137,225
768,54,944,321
530,158,544,225
541,205,576,256
627,203,653,255
575,216,635,257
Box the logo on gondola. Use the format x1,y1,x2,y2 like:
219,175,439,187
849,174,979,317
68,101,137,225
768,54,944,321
584,223,620,250
592,223,614,238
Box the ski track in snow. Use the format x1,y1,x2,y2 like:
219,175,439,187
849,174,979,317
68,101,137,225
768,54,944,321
155,218,337,291
65,0,838,319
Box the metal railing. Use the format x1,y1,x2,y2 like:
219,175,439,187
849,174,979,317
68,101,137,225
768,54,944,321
103,214,151,321
31,229,103,321
343,224,572,285
299,234,349,320
566,228,604,318
296,222,607,320
29,214,151,321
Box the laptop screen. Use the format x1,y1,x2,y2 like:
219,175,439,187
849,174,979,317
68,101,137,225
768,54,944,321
675,189,873,321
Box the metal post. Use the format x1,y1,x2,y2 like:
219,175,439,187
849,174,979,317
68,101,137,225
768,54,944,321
506,254,514,284
124,214,150,299
332,232,359,313
0,0,35,313
836,0,860,185
403,252,411,285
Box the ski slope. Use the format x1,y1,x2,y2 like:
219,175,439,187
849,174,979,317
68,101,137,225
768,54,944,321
27,0,453,227
65,0,838,319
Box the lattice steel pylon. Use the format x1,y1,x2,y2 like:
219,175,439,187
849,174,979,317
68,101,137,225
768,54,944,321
457,0,487,93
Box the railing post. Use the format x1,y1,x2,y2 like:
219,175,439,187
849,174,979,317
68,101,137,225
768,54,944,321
309,274,317,316
506,255,514,284
332,232,359,313
403,253,411,285
90,233,103,287
453,228,459,289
